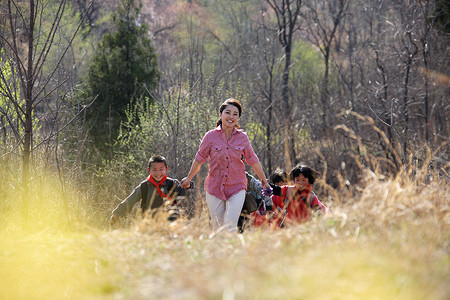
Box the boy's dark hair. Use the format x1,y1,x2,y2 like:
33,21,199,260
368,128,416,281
270,169,287,185
289,164,320,185
148,155,167,168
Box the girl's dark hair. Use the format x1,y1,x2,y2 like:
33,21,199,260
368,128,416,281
148,155,167,168
289,164,320,184
216,98,242,128
270,169,287,185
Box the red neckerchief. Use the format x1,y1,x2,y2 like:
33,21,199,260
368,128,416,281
294,184,312,206
147,174,171,201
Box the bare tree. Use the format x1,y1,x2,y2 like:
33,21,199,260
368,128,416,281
252,4,284,174
328,0,449,177
0,0,91,220
301,0,348,132
266,0,302,170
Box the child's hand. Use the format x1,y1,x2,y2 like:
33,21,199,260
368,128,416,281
262,186,273,197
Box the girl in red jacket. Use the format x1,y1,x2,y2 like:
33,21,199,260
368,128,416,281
272,164,329,227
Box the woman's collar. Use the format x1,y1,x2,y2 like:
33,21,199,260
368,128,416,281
217,125,239,135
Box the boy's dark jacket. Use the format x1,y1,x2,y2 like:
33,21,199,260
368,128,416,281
112,177,189,218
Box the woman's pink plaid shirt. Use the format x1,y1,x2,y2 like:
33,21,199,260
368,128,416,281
194,126,260,200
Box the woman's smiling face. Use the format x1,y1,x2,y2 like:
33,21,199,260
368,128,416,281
220,104,240,130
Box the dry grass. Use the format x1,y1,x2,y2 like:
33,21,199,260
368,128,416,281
0,170,448,300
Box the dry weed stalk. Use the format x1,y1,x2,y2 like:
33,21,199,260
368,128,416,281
136,207,212,238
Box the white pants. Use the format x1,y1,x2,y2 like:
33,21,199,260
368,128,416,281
205,190,246,232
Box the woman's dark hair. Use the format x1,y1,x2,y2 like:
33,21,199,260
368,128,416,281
216,98,242,128
270,169,287,185
148,155,167,168
289,164,320,184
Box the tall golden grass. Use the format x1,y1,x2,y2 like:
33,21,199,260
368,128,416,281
0,142,448,299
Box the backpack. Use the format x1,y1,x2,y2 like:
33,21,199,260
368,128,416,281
242,174,263,214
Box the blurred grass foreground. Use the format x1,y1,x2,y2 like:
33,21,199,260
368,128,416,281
0,168,448,300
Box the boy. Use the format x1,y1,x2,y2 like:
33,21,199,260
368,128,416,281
238,172,273,232
249,169,286,227
271,164,329,226
269,169,288,209
110,155,193,225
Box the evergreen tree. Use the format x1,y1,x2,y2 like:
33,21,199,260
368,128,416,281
433,0,450,34
86,0,159,159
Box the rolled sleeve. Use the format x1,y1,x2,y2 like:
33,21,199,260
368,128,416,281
243,140,259,166
194,134,211,163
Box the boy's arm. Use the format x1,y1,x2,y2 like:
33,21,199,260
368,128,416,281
111,185,143,219
270,183,283,196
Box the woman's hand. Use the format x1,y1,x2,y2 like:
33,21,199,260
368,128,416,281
181,160,203,189
180,177,191,188
262,183,273,197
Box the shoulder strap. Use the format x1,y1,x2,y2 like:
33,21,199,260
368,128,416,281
246,174,252,190
308,191,316,208
140,180,149,211
164,178,181,205
285,186,293,205
166,178,175,193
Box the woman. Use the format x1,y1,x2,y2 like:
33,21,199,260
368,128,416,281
180,98,270,232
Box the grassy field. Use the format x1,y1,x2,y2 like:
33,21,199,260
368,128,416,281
0,175,448,300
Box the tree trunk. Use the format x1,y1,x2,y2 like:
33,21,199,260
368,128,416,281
282,47,293,171
267,0,302,170
22,0,35,222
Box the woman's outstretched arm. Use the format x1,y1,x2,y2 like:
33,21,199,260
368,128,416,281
180,159,203,188
250,161,269,189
